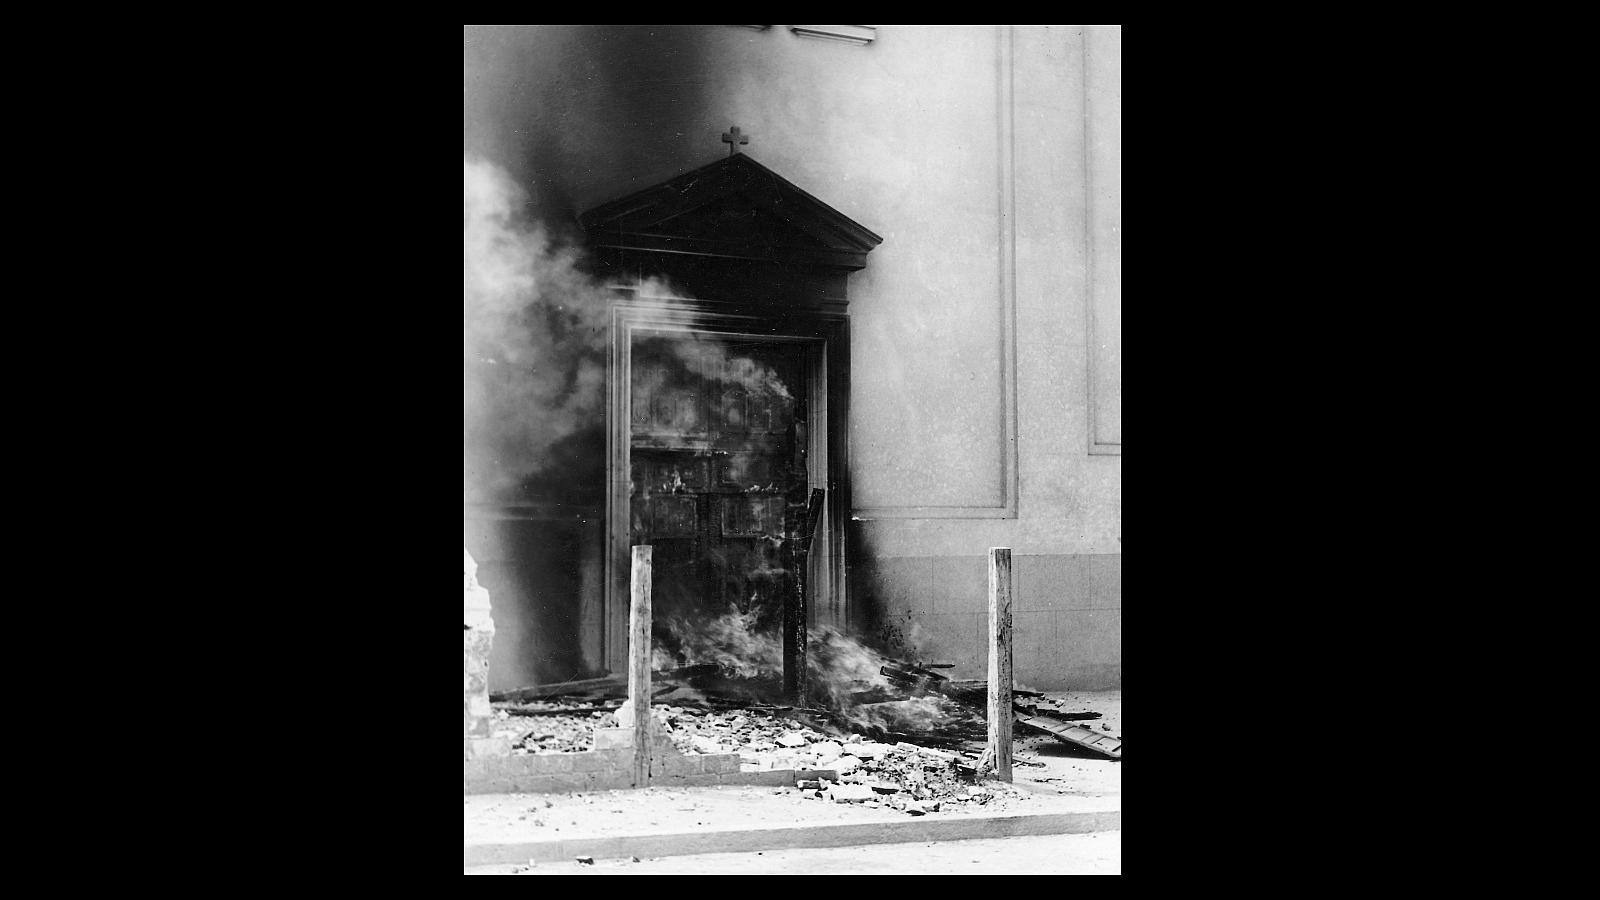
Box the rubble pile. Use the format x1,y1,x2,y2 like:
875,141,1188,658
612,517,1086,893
484,632,1118,780
492,707,617,755
653,705,1021,815
649,705,825,760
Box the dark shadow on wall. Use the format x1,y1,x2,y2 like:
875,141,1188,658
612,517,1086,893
847,527,915,660
470,518,588,691
465,24,720,244
465,24,722,689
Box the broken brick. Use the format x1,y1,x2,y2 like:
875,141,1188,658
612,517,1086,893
827,783,876,803
810,741,843,763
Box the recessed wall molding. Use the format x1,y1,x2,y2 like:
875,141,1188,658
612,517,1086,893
1084,27,1121,457
790,25,877,45
852,26,1018,520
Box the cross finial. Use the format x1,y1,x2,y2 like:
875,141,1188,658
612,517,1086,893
721,125,750,156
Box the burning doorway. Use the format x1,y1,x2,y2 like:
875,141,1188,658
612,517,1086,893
584,150,882,679
630,334,809,642
605,303,843,685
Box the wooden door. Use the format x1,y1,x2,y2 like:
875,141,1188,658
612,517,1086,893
629,335,808,655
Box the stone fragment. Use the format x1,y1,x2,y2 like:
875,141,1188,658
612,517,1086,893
828,783,876,803
777,732,809,748
811,741,843,763
764,752,804,771
832,755,861,775
897,742,958,763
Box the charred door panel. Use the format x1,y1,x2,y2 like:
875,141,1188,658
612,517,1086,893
629,336,806,654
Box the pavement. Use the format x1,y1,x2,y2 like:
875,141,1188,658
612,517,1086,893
466,832,1121,875
463,690,1121,872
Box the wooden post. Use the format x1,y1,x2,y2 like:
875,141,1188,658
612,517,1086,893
628,545,653,787
985,547,1014,782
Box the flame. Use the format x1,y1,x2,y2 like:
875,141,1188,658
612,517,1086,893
652,611,967,735
849,696,968,733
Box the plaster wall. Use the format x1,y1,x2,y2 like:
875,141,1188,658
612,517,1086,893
463,25,1121,691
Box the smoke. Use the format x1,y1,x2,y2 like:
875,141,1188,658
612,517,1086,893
850,696,969,734
655,611,966,734
467,158,877,710
654,609,783,678
463,156,613,503
464,155,799,505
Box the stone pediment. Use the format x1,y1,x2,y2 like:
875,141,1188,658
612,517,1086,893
580,153,883,270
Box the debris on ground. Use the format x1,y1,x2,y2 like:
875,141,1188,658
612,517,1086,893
652,706,1025,814
486,642,1119,798
491,707,614,755
880,662,1122,760
1012,712,1122,760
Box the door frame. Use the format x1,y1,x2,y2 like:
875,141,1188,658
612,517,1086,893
604,291,850,674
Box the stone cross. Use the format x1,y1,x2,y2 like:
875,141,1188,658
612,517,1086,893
721,125,750,156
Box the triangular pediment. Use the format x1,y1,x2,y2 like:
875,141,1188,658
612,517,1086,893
580,154,883,270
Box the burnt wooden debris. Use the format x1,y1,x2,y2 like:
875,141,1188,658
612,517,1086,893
495,654,1113,754
783,487,827,706
496,655,1112,753
879,660,1122,760
1012,713,1123,759
498,703,621,717
492,674,686,705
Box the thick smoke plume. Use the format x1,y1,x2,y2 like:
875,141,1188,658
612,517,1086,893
463,157,613,503
464,156,796,504
466,160,920,724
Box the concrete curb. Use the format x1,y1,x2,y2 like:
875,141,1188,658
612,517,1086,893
463,807,1121,866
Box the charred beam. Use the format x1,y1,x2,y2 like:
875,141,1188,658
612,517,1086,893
492,674,689,705
494,704,621,717
783,488,826,707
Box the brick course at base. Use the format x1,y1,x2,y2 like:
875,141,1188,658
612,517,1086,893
464,726,761,795
463,750,779,795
